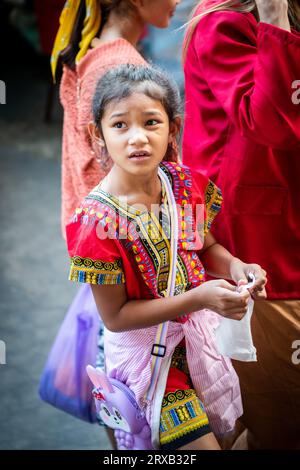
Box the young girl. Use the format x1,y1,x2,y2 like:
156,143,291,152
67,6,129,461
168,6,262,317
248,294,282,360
66,64,267,450
49,0,180,443
182,0,300,449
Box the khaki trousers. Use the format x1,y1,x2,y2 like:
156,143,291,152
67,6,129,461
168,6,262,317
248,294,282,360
232,299,300,449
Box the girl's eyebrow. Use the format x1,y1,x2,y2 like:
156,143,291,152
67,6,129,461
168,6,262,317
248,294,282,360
143,110,164,117
109,110,164,120
109,112,129,120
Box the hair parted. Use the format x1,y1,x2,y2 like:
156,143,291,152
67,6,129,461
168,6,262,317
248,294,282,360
92,64,182,164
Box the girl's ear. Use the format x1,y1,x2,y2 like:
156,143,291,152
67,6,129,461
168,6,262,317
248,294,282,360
168,116,181,143
87,121,105,147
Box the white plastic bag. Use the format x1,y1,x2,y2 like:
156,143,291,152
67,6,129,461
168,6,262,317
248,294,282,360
215,274,257,362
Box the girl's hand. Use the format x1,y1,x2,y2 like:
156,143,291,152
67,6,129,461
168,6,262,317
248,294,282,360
256,0,290,31
194,280,251,321
230,258,267,300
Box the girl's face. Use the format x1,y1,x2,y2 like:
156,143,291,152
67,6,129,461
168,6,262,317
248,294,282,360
98,92,178,177
134,0,181,28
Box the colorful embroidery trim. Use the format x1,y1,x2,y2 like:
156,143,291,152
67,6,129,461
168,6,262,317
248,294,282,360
204,181,222,235
68,162,221,292
159,389,210,446
69,256,125,285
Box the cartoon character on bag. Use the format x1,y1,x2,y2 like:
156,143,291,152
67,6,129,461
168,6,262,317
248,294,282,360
86,365,153,450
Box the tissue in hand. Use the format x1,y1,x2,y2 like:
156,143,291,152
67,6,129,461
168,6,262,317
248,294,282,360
215,274,257,362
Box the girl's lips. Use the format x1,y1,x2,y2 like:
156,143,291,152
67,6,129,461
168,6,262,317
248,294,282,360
129,155,151,162
129,150,150,158
129,151,151,161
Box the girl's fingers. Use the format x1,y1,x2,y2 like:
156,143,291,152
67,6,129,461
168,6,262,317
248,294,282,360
250,275,267,296
251,267,267,285
236,279,248,292
224,310,247,320
229,314,246,321
218,280,237,291
224,290,250,306
222,303,249,315
253,276,267,287
250,287,267,300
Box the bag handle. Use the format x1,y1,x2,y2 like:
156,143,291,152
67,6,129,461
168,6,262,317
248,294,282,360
144,166,179,403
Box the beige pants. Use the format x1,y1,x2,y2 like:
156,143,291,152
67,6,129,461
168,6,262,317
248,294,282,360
232,299,300,449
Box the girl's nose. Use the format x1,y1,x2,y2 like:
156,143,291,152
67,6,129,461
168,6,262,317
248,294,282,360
128,128,149,145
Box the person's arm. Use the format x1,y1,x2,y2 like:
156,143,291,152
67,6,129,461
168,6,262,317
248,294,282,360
199,232,267,300
194,10,300,149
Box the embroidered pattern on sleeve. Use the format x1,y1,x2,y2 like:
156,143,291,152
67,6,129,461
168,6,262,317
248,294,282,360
69,256,125,285
204,181,223,235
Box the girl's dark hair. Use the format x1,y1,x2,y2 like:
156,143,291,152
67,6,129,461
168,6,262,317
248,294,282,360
92,64,182,163
60,0,124,70
59,0,87,69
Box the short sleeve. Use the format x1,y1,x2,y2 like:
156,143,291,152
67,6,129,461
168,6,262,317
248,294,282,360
66,205,125,286
190,168,223,236
203,180,223,235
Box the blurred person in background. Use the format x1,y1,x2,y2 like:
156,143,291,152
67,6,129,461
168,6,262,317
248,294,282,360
141,0,197,94
182,0,300,449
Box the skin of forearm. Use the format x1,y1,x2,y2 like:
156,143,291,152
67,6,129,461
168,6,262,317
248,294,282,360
109,245,240,332
109,288,202,332
200,242,238,280
109,243,239,332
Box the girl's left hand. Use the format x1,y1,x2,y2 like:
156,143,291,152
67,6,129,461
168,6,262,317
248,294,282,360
230,258,267,300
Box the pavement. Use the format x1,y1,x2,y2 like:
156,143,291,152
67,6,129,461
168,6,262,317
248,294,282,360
0,16,111,450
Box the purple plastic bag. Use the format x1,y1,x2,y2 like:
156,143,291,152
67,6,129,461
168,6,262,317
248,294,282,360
39,284,100,423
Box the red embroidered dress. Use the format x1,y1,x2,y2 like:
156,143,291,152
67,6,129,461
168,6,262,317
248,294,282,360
67,162,222,298
66,162,240,448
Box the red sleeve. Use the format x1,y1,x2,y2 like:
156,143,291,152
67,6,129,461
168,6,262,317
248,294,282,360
194,11,300,149
66,202,125,285
179,165,222,252
190,168,223,238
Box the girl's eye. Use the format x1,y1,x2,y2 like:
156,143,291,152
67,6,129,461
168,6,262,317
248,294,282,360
113,122,126,129
146,119,159,126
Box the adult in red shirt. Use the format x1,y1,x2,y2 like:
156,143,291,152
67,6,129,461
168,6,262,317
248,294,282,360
183,0,300,449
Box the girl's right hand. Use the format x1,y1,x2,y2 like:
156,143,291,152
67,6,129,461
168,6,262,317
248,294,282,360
194,280,250,321
256,0,290,31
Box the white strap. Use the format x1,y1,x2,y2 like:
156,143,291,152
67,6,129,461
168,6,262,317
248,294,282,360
145,167,179,403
